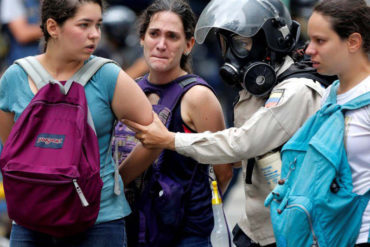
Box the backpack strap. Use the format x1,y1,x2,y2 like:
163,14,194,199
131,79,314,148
324,80,370,110
15,56,54,90
160,75,205,111
70,57,114,86
139,74,204,117
341,91,370,111
277,62,336,88
15,56,115,94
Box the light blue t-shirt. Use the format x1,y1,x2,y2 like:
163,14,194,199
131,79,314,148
0,56,131,224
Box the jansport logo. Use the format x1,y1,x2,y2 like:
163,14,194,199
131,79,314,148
35,134,65,149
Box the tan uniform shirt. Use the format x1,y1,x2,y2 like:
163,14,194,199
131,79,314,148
174,56,325,245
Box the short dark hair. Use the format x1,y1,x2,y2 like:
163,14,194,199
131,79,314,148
41,0,104,45
314,0,370,54
137,0,197,73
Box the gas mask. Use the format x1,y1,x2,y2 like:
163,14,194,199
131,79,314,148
217,31,277,96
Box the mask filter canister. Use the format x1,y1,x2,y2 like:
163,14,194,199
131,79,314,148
243,62,276,96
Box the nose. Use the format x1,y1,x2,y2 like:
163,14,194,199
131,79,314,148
305,41,315,56
156,37,166,51
89,26,100,40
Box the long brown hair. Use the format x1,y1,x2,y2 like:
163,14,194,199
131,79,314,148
137,0,196,73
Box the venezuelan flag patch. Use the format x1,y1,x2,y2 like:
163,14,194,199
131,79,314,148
265,89,284,108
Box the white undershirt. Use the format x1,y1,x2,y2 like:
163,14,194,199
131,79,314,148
324,76,370,244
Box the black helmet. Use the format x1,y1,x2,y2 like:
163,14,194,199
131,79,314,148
195,0,300,54
102,6,137,47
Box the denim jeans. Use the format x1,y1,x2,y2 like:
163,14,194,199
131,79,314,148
10,218,127,247
175,234,212,247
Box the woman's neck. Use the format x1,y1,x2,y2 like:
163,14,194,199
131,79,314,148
37,49,85,81
337,53,370,94
148,67,188,85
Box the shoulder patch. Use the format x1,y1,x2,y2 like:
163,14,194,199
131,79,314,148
265,89,285,108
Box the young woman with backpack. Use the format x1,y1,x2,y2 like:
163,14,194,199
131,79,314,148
0,0,153,246
305,0,370,245
114,0,233,246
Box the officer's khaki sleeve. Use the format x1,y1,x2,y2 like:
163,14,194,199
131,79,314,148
175,78,324,164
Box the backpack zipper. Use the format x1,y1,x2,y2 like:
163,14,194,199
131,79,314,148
72,179,89,207
32,100,80,107
286,203,319,247
5,173,89,207
5,173,71,184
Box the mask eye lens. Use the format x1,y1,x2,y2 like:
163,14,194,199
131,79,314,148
231,35,252,58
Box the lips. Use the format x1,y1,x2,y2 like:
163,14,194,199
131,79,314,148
85,45,95,51
311,60,320,68
151,55,168,59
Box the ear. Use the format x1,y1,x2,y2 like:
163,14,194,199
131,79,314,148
46,18,59,38
184,37,195,55
347,32,362,53
140,37,144,47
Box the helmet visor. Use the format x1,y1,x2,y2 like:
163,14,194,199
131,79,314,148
195,0,292,44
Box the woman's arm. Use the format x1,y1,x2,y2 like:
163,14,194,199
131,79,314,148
119,143,162,186
0,110,15,144
111,70,159,185
181,85,233,193
111,70,153,125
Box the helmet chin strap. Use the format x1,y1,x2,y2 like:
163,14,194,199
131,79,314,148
267,49,276,68
265,49,285,71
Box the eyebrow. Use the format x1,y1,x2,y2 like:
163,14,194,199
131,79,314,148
149,27,180,33
78,18,103,23
309,33,326,40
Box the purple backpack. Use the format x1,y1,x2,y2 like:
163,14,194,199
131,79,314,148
0,56,113,237
113,75,211,247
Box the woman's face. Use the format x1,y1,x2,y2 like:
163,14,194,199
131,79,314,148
141,11,192,74
54,2,102,61
306,11,349,76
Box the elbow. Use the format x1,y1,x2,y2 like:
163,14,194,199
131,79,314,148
140,105,154,126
